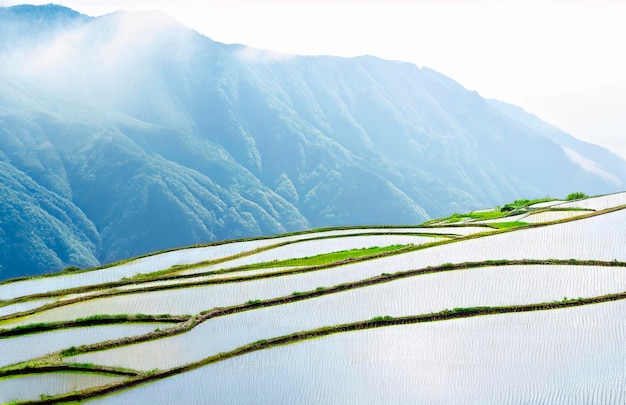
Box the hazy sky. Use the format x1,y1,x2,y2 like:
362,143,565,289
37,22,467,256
3,0,626,158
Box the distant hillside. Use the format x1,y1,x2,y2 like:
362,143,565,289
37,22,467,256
1,5,625,279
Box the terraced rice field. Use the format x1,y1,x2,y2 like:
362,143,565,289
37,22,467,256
529,199,566,208
0,299,56,318
0,324,167,368
177,233,440,275
0,227,483,301
1,192,625,404
89,301,626,405
555,192,626,210
0,374,126,403
70,264,626,372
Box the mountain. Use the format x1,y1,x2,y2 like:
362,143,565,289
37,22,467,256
487,99,625,187
1,4,625,279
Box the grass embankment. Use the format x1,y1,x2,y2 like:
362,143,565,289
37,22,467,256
0,314,188,338
422,210,507,225
487,221,529,229
0,363,139,378
546,207,594,212
449,211,508,222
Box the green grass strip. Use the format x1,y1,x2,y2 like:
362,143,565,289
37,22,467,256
0,363,139,379
487,221,529,229
241,244,409,270
0,314,188,338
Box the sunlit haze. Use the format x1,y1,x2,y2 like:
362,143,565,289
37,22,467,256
3,0,625,158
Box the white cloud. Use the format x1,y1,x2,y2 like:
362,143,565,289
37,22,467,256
562,146,622,186
236,46,294,63
2,7,196,115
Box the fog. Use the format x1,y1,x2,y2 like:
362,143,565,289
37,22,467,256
3,3,625,159
1,9,198,121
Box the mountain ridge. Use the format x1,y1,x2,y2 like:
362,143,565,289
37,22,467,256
0,4,625,279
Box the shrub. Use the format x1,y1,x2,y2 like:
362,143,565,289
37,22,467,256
62,346,80,356
566,192,587,201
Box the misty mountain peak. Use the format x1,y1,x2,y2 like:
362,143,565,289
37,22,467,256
4,3,83,20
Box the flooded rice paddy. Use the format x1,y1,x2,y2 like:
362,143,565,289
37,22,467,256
2,196,624,404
